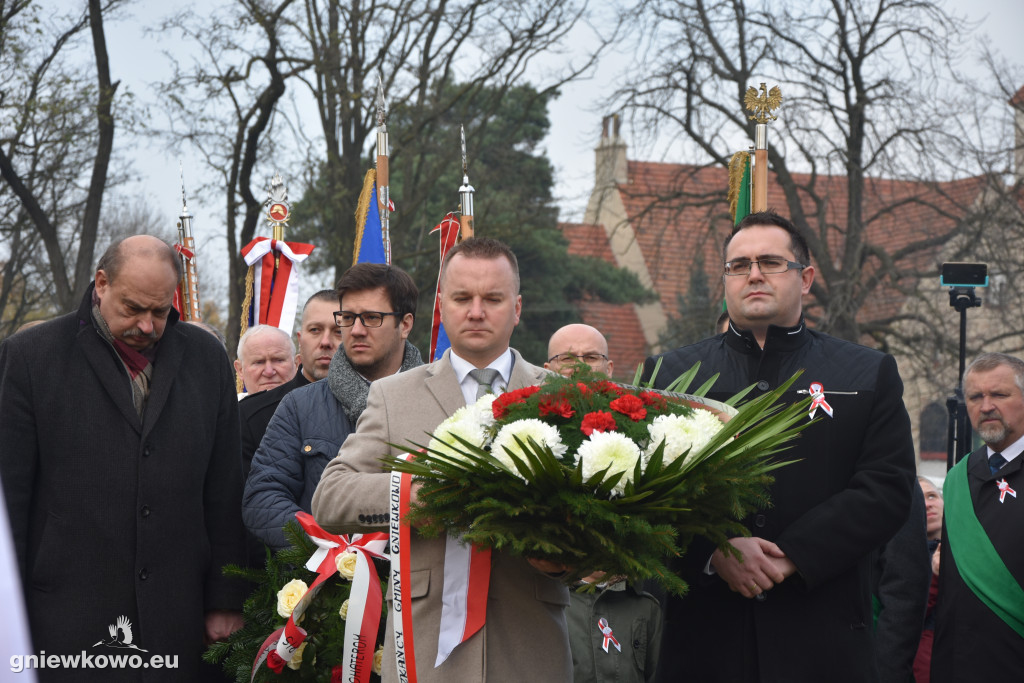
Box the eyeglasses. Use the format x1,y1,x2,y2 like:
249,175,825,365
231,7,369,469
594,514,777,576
546,352,609,365
724,258,807,276
333,311,402,328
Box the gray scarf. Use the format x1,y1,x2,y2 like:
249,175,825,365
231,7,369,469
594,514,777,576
327,340,424,424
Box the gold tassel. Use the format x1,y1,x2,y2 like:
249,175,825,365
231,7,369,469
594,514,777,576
236,265,255,394
727,151,747,221
352,169,377,265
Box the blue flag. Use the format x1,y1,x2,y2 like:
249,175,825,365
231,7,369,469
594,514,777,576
353,170,387,264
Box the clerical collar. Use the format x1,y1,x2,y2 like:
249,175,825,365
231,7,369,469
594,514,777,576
725,318,809,354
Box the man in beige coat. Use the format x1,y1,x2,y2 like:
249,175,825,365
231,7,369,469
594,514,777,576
312,238,571,683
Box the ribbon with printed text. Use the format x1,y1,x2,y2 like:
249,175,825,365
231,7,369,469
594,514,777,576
250,512,387,683
389,452,492,677
390,456,418,683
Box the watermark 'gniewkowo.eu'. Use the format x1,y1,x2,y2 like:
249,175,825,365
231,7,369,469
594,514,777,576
9,615,178,673
11,651,178,673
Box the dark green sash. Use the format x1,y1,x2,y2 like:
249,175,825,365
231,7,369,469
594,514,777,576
944,455,1024,637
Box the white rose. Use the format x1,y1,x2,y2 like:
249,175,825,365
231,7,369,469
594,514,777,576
287,641,307,670
339,599,350,620
336,551,359,580
276,579,308,618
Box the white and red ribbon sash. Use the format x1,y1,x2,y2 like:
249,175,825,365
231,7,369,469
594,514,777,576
390,456,418,683
250,626,287,680
808,382,834,419
997,478,1017,504
435,535,491,666
390,453,492,676
240,237,315,334
598,617,621,653
251,512,386,683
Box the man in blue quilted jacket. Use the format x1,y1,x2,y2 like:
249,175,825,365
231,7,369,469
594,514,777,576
242,263,422,549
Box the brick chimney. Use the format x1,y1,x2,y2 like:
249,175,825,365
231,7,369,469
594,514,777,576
1012,85,1024,183
594,114,628,188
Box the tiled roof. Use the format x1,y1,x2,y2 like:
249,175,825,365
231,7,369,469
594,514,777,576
580,299,647,380
560,222,648,378
615,161,986,339
1011,85,1024,108
559,222,616,261
561,160,989,361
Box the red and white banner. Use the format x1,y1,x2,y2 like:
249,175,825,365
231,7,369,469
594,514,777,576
240,237,315,335
172,243,195,317
435,535,490,666
428,213,460,362
390,453,491,676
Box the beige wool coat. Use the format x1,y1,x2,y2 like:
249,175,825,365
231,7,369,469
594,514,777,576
312,349,571,683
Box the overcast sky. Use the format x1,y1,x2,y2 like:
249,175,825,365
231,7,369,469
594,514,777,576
99,0,1023,299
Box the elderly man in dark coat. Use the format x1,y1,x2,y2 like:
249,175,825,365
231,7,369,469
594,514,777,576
0,235,246,681
933,352,1024,682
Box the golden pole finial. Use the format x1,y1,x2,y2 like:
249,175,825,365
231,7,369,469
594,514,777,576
743,83,782,212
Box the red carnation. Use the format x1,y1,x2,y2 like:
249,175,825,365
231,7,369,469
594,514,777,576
640,390,668,409
594,380,625,396
267,650,286,674
610,394,647,421
492,385,541,419
576,382,592,396
539,396,575,419
581,411,618,435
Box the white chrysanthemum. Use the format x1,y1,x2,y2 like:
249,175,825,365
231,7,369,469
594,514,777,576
428,394,499,462
576,431,643,497
464,394,497,431
645,409,724,467
490,419,567,479
428,414,490,464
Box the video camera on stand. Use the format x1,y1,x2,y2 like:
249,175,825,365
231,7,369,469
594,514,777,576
942,262,987,470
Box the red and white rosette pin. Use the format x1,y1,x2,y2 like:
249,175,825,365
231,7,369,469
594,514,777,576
997,479,1017,504
808,382,834,419
598,617,621,653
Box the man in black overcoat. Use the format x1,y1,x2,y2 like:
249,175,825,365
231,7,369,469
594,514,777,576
644,211,916,683
0,235,246,681
932,352,1024,682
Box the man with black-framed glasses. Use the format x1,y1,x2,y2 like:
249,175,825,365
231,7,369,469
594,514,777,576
545,323,614,378
243,263,423,551
643,210,915,683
